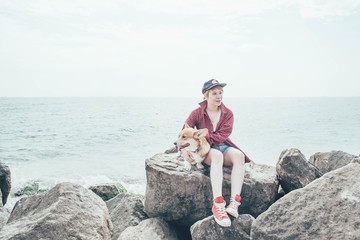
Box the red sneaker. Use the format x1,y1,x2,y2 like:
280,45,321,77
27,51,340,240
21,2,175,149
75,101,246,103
212,196,231,227
226,194,241,218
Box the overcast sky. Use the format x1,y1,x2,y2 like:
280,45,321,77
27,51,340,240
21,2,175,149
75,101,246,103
1,0,360,97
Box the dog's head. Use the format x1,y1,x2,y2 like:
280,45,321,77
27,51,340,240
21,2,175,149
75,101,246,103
174,123,208,152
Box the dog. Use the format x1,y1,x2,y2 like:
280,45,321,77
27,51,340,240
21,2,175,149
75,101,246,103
174,123,210,171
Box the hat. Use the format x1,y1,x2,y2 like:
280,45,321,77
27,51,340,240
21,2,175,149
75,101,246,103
202,79,227,94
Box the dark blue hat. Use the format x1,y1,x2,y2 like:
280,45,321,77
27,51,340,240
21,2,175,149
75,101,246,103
202,79,227,94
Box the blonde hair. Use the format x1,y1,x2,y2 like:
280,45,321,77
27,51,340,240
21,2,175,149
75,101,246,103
203,86,224,100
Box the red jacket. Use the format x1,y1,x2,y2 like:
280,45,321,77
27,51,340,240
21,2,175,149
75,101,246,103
185,100,251,163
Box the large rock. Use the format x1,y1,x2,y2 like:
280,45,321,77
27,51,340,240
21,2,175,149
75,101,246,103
118,218,178,240
0,162,11,231
309,150,357,174
276,148,321,193
251,163,360,240
0,161,11,206
0,182,112,240
190,214,254,240
144,153,278,226
106,192,148,240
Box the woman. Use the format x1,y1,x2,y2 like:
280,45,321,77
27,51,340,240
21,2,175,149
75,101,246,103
181,79,251,227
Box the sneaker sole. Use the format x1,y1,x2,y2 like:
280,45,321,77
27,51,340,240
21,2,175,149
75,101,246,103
226,208,239,218
213,215,231,227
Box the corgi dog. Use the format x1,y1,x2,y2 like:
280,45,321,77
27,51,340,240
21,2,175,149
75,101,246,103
174,123,211,171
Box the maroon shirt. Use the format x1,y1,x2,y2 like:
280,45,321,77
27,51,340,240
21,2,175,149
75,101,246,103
185,100,251,163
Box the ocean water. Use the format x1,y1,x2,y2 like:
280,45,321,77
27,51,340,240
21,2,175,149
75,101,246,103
1,97,359,203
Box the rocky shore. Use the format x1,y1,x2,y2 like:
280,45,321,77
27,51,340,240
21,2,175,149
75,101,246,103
0,149,359,239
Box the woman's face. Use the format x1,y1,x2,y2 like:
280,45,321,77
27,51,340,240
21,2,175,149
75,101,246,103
207,88,223,106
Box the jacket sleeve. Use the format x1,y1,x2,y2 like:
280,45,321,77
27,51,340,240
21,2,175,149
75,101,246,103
184,109,199,129
206,112,234,146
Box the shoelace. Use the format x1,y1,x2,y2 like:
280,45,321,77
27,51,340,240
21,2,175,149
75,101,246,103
228,198,240,209
215,204,228,219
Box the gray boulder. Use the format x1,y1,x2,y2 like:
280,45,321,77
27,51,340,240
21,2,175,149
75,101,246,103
251,163,360,240
144,153,278,226
0,162,11,231
309,150,358,174
0,182,112,240
276,148,321,193
106,192,148,240
118,218,178,240
190,214,254,240
0,161,11,206
241,161,279,217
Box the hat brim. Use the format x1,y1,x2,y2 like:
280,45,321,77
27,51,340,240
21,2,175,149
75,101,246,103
202,83,227,94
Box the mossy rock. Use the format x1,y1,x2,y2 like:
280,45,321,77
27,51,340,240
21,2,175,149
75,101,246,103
115,183,145,202
15,182,48,197
89,183,144,202
115,183,127,193
89,184,122,201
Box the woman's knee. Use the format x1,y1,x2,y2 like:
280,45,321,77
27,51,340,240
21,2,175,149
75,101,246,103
206,149,223,165
238,151,245,163
225,149,245,166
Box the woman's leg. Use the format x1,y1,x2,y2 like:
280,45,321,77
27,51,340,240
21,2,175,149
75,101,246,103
205,149,231,227
204,148,224,199
223,148,245,197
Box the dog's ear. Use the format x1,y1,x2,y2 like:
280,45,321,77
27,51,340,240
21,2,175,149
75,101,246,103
194,128,208,139
184,122,191,128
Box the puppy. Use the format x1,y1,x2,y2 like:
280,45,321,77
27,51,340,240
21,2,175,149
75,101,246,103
174,123,210,171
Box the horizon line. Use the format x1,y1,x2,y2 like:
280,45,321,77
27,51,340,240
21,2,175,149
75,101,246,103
1,95,360,99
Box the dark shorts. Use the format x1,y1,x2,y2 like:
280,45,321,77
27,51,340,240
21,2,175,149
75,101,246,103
211,142,233,156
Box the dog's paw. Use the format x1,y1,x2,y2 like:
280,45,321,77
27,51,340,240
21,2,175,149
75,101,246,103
196,163,204,169
184,165,192,171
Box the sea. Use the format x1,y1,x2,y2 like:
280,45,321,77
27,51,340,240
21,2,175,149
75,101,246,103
1,97,359,209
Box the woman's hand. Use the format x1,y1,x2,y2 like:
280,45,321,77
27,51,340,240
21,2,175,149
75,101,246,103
181,149,195,163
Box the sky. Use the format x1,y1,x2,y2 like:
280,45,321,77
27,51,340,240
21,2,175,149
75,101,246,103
1,0,360,98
